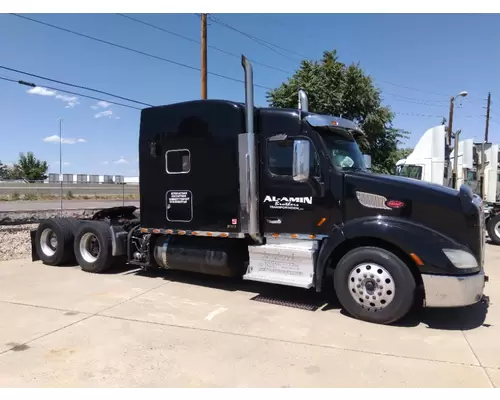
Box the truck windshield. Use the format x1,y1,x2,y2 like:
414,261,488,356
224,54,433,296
318,130,367,171
396,164,423,180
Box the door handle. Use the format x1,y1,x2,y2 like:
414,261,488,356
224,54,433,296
266,218,282,224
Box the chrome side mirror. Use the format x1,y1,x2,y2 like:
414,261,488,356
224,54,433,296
363,154,372,170
293,140,310,182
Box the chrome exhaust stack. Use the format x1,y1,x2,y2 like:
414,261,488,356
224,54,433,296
238,55,260,240
298,89,309,119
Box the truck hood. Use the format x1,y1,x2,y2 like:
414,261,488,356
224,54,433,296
344,171,459,204
343,171,480,254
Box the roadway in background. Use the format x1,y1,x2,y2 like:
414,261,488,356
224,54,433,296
0,200,140,212
0,183,139,197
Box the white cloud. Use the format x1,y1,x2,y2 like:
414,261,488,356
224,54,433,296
91,101,111,110
114,156,128,165
27,86,79,108
94,110,113,119
27,87,57,96
101,161,109,165
43,135,87,145
56,94,80,109
53,161,71,166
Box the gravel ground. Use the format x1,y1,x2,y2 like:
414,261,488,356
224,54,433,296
0,224,38,261
0,210,95,262
0,208,140,262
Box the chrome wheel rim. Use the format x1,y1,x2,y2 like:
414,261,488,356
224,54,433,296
494,221,500,240
40,228,58,257
348,263,396,312
80,232,100,263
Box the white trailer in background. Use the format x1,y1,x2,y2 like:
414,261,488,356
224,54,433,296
396,125,500,244
395,125,449,185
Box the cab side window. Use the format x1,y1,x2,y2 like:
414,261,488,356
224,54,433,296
267,138,320,178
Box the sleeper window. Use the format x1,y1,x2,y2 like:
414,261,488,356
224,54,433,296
166,149,191,174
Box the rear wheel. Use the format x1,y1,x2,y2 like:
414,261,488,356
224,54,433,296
334,246,416,325
35,218,78,266
74,221,115,273
486,214,500,245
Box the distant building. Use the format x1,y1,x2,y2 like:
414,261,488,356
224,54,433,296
44,174,139,184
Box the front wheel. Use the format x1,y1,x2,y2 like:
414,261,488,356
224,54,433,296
486,214,500,245
334,246,416,325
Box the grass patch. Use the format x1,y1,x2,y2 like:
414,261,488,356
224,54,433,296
23,192,39,201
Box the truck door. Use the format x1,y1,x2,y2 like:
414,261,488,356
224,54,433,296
260,133,334,236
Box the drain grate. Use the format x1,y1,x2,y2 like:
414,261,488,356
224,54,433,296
250,293,323,311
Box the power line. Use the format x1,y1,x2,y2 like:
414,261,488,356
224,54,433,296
0,65,153,107
394,111,481,119
208,15,305,63
10,13,272,90
385,95,449,108
0,76,18,84
384,91,448,104
0,75,142,110
117,14,291,74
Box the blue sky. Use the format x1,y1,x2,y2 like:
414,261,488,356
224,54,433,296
1,13,499,176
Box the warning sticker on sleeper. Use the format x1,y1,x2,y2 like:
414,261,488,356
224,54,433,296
166,190,192,222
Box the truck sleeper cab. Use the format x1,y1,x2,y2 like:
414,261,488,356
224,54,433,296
30,55,487,325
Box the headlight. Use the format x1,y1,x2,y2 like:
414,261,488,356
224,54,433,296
442,249,478,269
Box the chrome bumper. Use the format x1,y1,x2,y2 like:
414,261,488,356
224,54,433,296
422,271,486,308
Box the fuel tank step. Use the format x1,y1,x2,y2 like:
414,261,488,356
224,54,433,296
243,238,317,289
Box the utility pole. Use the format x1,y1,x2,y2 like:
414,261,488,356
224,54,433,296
201,13,207,99
480,92,491,199
447,96,454,148
485,92,491,143
58,117,63,215
449,91,468,189
452,129,461,189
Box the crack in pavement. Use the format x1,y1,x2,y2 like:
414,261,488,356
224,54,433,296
0,279,169,356
461,330,495,387
1,287,499,374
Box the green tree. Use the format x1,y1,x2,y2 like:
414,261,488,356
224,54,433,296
0,160,7,180
14,152,49,182
266,50,409,174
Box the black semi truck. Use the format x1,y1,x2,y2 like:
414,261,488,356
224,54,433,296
30,56,487,325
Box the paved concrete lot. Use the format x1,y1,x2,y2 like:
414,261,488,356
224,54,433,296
0,246,499,387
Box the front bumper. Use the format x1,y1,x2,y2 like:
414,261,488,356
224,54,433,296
422,271,486,308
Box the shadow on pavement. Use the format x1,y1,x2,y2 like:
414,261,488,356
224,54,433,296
101,260,491,331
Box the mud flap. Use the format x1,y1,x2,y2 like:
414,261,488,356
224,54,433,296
30,230,40,262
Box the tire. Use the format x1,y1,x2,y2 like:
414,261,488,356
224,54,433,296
333,246,416,325
73,221,115,273
486,214,500,245
35,218,77,266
